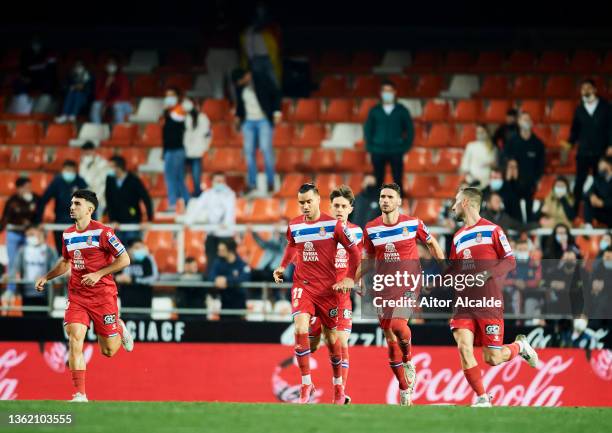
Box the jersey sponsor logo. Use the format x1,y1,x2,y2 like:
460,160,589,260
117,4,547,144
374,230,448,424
462,248,472,259
384,242,401,262
303,241,319,262
72,249,86,270
343,309,352,319
73,250,82,259
108,235,123,252
485,324,500,335
328,307,338,318
335,247,348,269
103,314,116,325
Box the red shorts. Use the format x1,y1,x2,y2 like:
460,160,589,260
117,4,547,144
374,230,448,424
309,306,352,337
450,318,505,348
291,286,338,330
64,296,121,338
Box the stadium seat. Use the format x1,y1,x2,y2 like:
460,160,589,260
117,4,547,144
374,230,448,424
520,100,546,123
235,198,248,223
316,51,350,73
348,51,380,73
544,75,576,98
13,147,45,170
147,173,167,197
210,123,231,148
132,74,161,97
422,100,450,122
408,176,440,198
315,174,342,198
205,148,246,172
153,247,178,273
412,123,426,147
406,51,442,72
476,75,509,98
202,99,230,122
0,147,12,169
123,50,159,74
398,99,423,119
0,171,18,195
69,123,111,147
440,74,480,98
434,149,463,172
272,123,295,147
551,125,571,149
337,149,369,172
118,148,147,171
39,123,76,147
244,198,281,223
352,98,378,123
48,147,81,171
291,124,327,147
275,149,303,173
433,174,463,199
277,173,308,198
505,51,537,73
373,50,412,74
413,75,445,98
547,100,576,124
351,75,380,98
307,149,337,172
136,123,163,147
0,124,7,144
5,122,42,145
457,124,476,147
424,124,456,148
441,51,474,72
320,99,354,123
452,100,482,123
290,99,321,122
387,75,413,97
570,50,600,73
188,74,213,98
511,75,543,98
228,129,243,148
321,123,363,148
411,199,442,224
101,123,138,147
532,125,552,148
145,231,174,250
29,172,53,195
281,99,293,119
159,50,194,74
537,51,568,73
404,148,433,172
482,99,512,124
163,74,194,93
185,230,206,270
129,98,164,123
471,51,504,73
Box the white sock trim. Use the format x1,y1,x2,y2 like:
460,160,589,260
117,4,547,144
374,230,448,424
332,376,343,385
302,374,312,385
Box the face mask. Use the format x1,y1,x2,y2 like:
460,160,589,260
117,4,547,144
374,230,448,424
212,183,225,192
582,94,595,103
182,100,194,112
516,251,530,261
555,234,568,244
133,250,147,261
21,192,33,202
106,63,117,74
476,131,488,142
381,91,395,104
107,169,116,178
600,239,609,251
598,169,609,178
490,179,503,191
164,96,178,107
62,171,76,183
554,186,567,198
573,318,588,333
26,236,40,247
604,260,612,270
519,120,532,131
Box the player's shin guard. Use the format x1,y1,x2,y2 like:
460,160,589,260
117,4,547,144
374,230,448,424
463,365,486,396
70,369,86,395
388,341,408,390
341,346,349,387
390,319,412,362
328,338,343,381
294,333,312,382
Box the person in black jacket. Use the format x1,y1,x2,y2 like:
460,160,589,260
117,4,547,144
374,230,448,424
584,156,612,227
492,108,519,153
105,155,154,245
480,165,522,222
563,79,612,212
349,174,382,229
115,239,158,319
232,67,281,194
502,112,545,223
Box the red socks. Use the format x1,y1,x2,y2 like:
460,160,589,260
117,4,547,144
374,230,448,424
504,342,520,360
70,369,86,395
294,333,311,376
388,341,408,390
327,338,343,379
341,346,349,387
463,365,485,396
390,319,412,362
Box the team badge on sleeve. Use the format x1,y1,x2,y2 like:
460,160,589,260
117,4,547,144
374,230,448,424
107,231,126,255
342,223,357,246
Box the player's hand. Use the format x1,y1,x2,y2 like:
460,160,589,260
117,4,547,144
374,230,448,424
35,277,48,292
477,270,492,282
273,267,285,283
333,277,354,293
81,272,102,286
560,140,572,150
214,276,227,289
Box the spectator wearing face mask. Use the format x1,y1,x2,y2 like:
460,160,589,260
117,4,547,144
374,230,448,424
460,124,497,187
115,239,158,319
481,164,522,222
542,249,583,316
492,108,519,152
480,192,528,233
90,57,132,124
543,223,580,260
364,80,414,197
537,176,576,228
162,87,190,213
349,174,382,230
502,112,545,222
182,97,211,197
584,156,612,228
596,232,612,258
36,160,87,254
506,239,543,316
561,79,612,212
56,60,93,123
78,142,109,216
6,225,57,316
585,247,612,325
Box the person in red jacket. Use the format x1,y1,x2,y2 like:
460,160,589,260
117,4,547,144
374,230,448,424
90,57,132,124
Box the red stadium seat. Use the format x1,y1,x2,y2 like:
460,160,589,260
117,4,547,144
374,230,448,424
471,51,504,74
320,99,354,123
547,100,576,124
351,75,381,98
534,176,556,200
39,124,76,146
413,75,445,98
147,173,167,198
48,147,81,171
544,75,576,99
136,123,162,147
0,147,12,169
551,125,571,150
205,148,245,172
314,75,348,98
277,173,307,198
0,124,7,144
412,199,442,224
347,173,364,195
132,74,161,97
422,100,450,122
118,148,147,171
307,148,337,172
349,51,380,73
6,122,42,145
163,74,194,93
601,51,612,73
458,124,477,148
101,123,138,147
388,75,413,97
315,174,342,198
228,128,243,148
537,51,568,73
291,124,326,148
13,147,45,170
570,50,600,74
316,51,351,73
290,99,321,123
424,124,456,148
408,176,440,199
520,100,546,123
337,149,369,172
452,100,482,123
29,172,53,195
482,99,512,124
233,198,248,224
477,75,510,98
505,51,537,73
281,99,293,119
244,198,281,223
404,148,433,172
352,98,378,123
201,99,230,122
433,174,463,199
406,51,442,72
272,123,295,147
283,199,301,220
275,149,303,173
412,123,426,147
442,51,474,72
153,247,178,273
434,149,463,172
0,172,18,195
511,75,543,98
210,123,230,148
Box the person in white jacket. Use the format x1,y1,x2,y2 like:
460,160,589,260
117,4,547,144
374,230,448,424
460,124,497,188
78,141,109,216
182,97,211,197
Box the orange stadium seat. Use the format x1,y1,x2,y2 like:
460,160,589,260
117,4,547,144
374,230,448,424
551,125,571,150
337,149,369,172
147,173,167,197
351,75,381,98
314,75,348,98
48,147,81,171
535,176,556,200
433,174,463,199
412,199,442,224
442,51,474,72
290,99,321,123
244,198,282,223
424,124,456,148
320,99,354,123
308,148,337,172
406,51,442,72
206,148,245,172
0,172,18,195
570,50,600,73
408,176,440,199
283,199,301,221
184,230,206,270
537,51,568,73
275,149,303,173
13,147,45,170
511,75,543,98
404,148,432,172
228,128,243,147
277,173,307,198
477,75,510,99
422,100,450,122
0,124,8,143
291,124,326,148
136,123,162,147
505,51,537,73
412,123,426,147
520,100,546,123
132,74,161,97
482,99,512,124
452,100,482,123
210,123,230,147
457,124,477,147
352,98,378,123
235,198,248,223
388,75,413,97
544,75,576,99
39,123,76,146
413,75,445,98
472,51,504,73
547,100,575,124
316,174,342,198
118,148,147,171
273,123,294,147
532,125,552,148
202,99,230,122
29,172,53,195
0,147,12,169
101,123,138,147
154,247,178,273
163,74,194,93
281,99,293,119
434,149,463,172
6,122,42,145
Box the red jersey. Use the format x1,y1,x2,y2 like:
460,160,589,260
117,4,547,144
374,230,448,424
449,218,513,260
335,222,363,308
283,213,360,296
61,220,126,305
364,214,431,261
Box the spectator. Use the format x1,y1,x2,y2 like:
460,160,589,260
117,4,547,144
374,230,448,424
90,57,132,124
249,222,289,282
537,176,576,228
182,97,211,197
481,192,527,233
503,112,545,222
584,156,612,228
364,80,414,196
460,124,497,188
563,79,612,212
78,142,109,217
481,166,521,220
0,177,39,277
543,223,580,259
597,232,612,258
115,239,158,319
184,173,236,268
543,249,583,316
349,174,382,229
232,67,281,194
492,108,519,151
208,238,250,320
105,155,154,246
37,160,87,254
176,257,206,314
55,60,93,123
162,87,190,213
6,225,57,316
240,3,282,85
585,247,612,323
506,239,543,316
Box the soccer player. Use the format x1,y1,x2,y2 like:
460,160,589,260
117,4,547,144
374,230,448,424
449,187,538,407
273,183,361,404
35,190,134,402
308,185,363,404
363,183,445,406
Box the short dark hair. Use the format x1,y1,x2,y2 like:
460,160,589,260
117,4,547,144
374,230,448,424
16,176,30,188
72,189,98,211
63,159,77,168
381,183,401,197
185,256,197,264
211,172,225,179
110,155,127,171
81,141,95,150
605,246,612,254
507,108,519,117
128,238,144,248
219,238,237,253
581,78,596,87
330,185,355,206
516,238,529,246
299,182,319,195
24,224,42,233
381,79,396,89
166,86,181,96
460,187,484,208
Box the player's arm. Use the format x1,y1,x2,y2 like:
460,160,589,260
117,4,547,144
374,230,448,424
35,257,71,292
417,219,445,261
480,229,516,281
332,221,360,292
81,251,130,286
273,225,295,283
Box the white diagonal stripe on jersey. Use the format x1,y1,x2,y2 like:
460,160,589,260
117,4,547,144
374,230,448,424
66,241,101,252
370,232,416,246
293,232,335,243
366,220,418,235
453,225,497,245
290,220,337,232
63,228,104,240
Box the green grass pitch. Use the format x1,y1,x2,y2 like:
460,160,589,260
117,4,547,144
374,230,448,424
0,402,610,433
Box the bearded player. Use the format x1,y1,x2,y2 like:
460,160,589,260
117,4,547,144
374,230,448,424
362,183,445,406
273,183,360,404
449,187,538,407
308,185,363,404
35,190,134,402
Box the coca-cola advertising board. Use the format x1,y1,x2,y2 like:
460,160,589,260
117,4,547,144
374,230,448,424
1,343,611,406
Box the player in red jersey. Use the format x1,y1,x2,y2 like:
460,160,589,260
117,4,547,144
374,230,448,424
308,185,363,404
363,183,445,406
35,190,134,402
449,187,538,407
273,183,361,404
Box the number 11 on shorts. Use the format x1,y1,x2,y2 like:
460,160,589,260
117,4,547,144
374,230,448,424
293,288,303,300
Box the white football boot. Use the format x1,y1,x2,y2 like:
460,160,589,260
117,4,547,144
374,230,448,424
471,394,492,407
69,392,88,403
515,334,538,368
120,319,134,352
